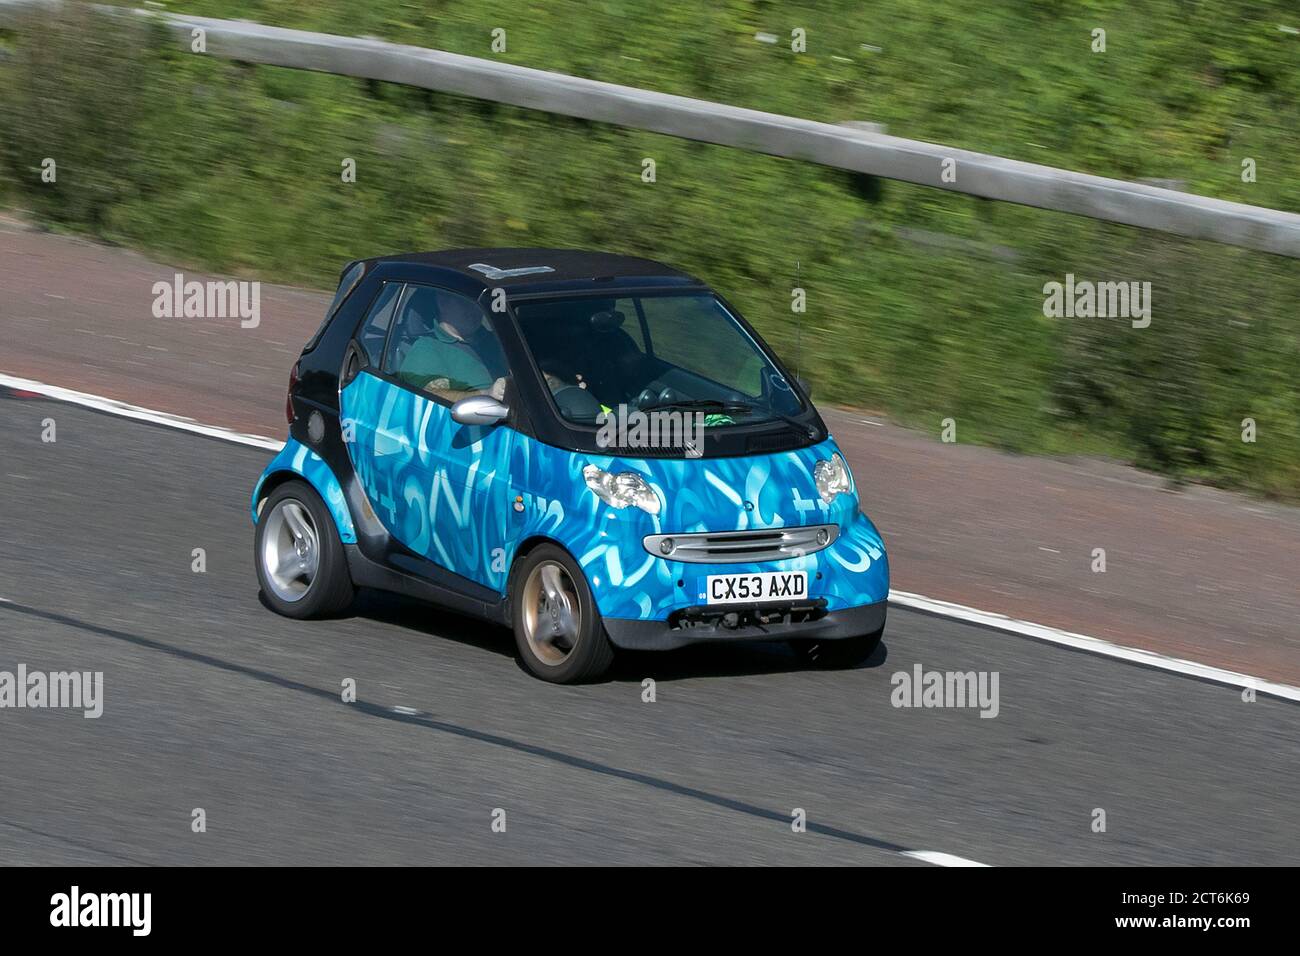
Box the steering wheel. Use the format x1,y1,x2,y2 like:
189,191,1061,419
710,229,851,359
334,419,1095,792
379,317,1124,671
553,385,602,421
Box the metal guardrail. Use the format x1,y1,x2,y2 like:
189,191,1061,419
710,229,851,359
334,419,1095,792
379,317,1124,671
3,0,1299,257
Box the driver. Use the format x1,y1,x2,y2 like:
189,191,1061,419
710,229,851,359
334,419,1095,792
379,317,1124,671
398,292,507,401
539,356,589,394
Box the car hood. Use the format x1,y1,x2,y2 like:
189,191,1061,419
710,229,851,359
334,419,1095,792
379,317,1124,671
585,437,859,534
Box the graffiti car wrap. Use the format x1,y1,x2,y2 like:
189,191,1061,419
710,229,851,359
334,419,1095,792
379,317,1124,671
337,370,887,622
252,437,357,544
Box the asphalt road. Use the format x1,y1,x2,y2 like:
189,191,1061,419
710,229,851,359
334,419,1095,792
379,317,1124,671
0,394,1296,865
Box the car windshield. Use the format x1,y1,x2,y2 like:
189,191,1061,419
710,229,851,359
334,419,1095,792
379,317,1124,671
511,293,805,429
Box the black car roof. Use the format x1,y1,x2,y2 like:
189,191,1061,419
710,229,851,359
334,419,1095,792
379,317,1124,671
355,248,705,297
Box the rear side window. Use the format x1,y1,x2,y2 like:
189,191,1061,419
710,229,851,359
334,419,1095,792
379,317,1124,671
304,260,366,351
355,282,402,366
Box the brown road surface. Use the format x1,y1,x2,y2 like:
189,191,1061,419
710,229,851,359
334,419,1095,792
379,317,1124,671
3,215,1297,685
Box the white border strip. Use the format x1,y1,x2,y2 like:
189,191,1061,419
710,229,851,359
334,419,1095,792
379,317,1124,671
889,589,1300,703
0,372,284,452
5,371,1298,703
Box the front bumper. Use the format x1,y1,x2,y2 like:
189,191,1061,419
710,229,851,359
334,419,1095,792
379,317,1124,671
581,506,889,623
603,599,887,651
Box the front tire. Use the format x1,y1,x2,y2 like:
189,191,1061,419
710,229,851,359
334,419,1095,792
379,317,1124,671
793,627,884,669
511,544,614,683
255,480,355,618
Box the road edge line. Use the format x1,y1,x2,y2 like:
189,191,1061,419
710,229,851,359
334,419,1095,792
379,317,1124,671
0,371,284,452
889,589,1300,703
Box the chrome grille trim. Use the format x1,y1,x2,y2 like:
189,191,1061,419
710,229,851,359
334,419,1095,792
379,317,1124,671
643,524,839,564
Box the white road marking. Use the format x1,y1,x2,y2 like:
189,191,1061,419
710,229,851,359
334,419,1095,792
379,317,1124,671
391,705,420,716
889,589,1300,703
902,850,990,867
4,371,1298,704
0,371,284,452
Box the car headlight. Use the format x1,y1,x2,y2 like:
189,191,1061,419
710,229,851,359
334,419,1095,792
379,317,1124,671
813,453,852,504
583,464,661,515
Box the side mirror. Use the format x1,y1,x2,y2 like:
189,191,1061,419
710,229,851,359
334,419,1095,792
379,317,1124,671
796,376,812,399
451,395,509,426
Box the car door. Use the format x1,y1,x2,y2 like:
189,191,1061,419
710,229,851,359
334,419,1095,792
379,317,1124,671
340,282,516,594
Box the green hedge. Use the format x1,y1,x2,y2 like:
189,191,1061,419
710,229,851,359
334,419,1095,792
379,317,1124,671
2,1,1297,497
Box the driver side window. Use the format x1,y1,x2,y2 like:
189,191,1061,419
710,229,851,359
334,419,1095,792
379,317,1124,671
382,286,507,403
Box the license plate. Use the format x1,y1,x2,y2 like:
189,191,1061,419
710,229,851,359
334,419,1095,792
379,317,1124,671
703,571,808,605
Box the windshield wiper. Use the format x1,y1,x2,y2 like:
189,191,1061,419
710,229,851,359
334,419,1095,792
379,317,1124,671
640,399,818,439
639,398,749,413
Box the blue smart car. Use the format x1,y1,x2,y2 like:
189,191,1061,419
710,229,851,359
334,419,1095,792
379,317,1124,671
252,250,889,682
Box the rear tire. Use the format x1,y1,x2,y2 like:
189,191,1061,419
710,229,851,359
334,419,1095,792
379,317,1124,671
255,480,355,619
511,544,614,683
793,627,883,669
